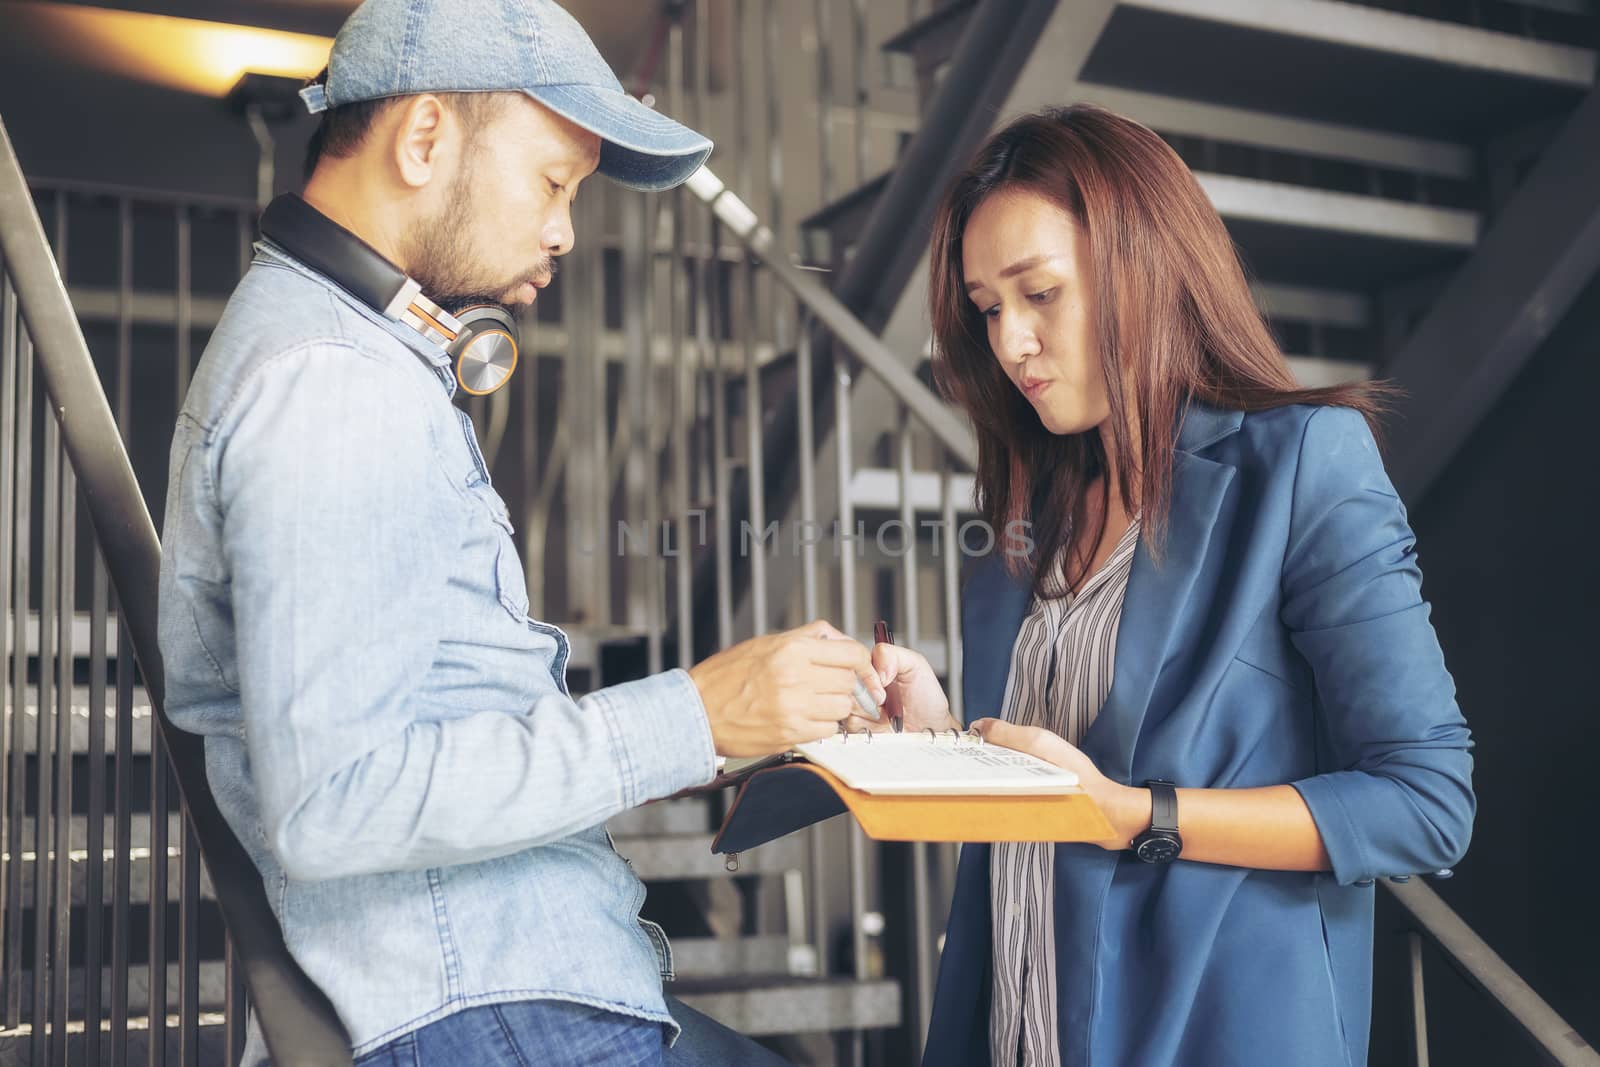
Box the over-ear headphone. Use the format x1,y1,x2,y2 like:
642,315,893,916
259,194,519,396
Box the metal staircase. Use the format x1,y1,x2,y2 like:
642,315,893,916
1,0,1598,1064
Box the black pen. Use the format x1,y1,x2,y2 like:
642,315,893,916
874,620,903,733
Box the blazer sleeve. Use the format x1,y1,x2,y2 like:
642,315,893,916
1281,405,1475,886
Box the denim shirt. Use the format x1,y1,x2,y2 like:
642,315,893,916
157,242,717,1062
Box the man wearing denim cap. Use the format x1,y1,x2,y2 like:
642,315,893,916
156,0,885,1063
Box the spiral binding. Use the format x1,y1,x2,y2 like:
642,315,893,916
832,723,985,745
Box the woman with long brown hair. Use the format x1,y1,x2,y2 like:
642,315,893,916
869,106,1475,1066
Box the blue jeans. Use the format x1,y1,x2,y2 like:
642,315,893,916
353,996,792,1066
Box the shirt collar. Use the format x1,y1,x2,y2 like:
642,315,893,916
255,239,456,376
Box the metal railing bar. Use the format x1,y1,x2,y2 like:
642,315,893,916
733,0,752,203
620,189,651,657
590,191,612,626
111,612,132,1067
815,0,836,205
84,547,108,1067
117,200,131,430
709,219,734,649
34,393,56,1067
236,210,253,282
175,205,192,407
940,460,963,724
643,194,665,678
669,18,692,669
518,321,541,618
1,116,354,1064
762,0,788,357
1383,878,1600,1066
796,314,819,623
225,939,247,1066
836,361,868,1065
148,738,168,1067
897,404,933,1060
852,0,868,188
26,177,254,213
179,816,201,1067
0,270,15,1031
6,298,30,1035
1409,930,1429,1067
50,451,75,1067
741,258,767,635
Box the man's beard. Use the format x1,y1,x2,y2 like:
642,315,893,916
401,169,554,316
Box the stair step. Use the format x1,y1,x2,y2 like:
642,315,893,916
607,797,712,837
0,1013,227,1066
611,833,806,881
3,688,156,756
669,935,795,978
848,468,977,514
557,623,648,675
1083,0,1592,140
669,975,901,1036
12,959,228,1025
10,814,213,907
5,613,121,660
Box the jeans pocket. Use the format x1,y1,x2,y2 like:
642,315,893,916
354,1032,418,1067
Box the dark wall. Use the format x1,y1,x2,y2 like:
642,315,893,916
1366,271,1600,1064
0,31,313,203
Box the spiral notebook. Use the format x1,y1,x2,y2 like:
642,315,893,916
792,730,1079,795
707,729,1111,855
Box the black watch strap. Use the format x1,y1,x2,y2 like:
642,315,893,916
1147,779,1178,833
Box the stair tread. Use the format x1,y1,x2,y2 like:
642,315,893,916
881,0,978,55
611,832,807,880
669,974,901,1035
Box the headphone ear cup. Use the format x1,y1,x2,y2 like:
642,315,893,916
450,306,520,396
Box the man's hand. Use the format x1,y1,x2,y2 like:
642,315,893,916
843,642,958,734
689,620,886,757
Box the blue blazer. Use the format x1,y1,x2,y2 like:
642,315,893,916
924,403,1475,1067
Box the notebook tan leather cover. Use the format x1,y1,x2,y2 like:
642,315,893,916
711,762,1115,854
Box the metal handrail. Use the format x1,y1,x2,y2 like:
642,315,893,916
1383,878,1600,1066
684,166,978,470
0,119,354,1064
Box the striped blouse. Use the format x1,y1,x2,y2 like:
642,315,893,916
990,519,1141,1067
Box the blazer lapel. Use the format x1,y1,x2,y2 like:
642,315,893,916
1081,405,1242,785
960,553,1034,721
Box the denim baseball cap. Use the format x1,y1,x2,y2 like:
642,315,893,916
300,0,712,191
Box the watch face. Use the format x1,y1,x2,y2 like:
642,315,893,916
1135,835,1181,863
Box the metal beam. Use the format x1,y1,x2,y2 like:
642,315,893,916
1075,84,1477,178
1123,0,1596,87
1385,86,1600,502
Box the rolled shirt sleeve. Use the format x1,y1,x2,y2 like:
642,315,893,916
212,343,715,882
1280,406,1475,886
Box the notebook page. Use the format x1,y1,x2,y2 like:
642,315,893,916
794,734,1080,795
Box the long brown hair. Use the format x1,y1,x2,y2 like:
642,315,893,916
929,105,1393,597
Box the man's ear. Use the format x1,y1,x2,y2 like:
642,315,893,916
390,94,449,189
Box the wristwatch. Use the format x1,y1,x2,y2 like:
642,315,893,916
1130,779,1182,863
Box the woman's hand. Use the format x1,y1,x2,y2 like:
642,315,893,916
841,643,959,734
971,718,1151,851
